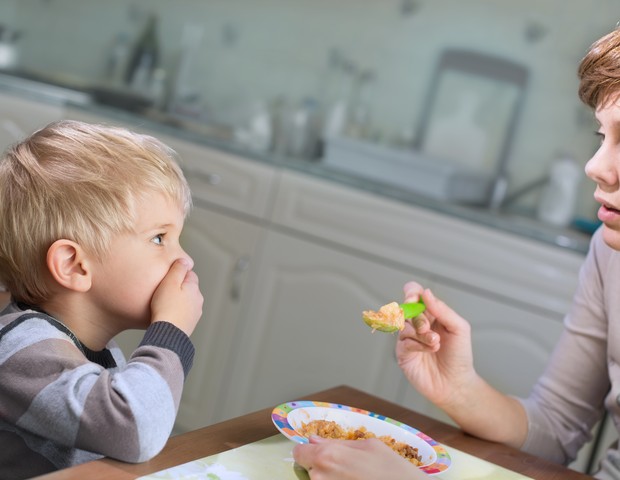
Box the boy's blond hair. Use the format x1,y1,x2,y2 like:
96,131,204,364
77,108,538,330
579,27,620,109
0,120,191,306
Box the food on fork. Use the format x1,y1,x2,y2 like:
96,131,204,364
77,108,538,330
362,301,425,333
363,302,404,333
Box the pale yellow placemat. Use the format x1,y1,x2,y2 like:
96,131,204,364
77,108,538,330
138,434,533,480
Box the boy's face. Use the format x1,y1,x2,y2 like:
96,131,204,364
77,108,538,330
586,97,620,251
88,192,193,330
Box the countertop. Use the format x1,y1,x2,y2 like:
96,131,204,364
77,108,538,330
0,69,593,255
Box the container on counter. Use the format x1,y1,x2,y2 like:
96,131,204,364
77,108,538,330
537,154,582,227
286,97,321,160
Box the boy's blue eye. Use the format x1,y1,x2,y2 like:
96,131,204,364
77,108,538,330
152,234,164,245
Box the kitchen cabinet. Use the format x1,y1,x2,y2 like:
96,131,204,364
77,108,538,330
0,90,65,150
256,170,583,413
218,227,430,421
212,167,580,416
268,169,584,316
174,205,266,429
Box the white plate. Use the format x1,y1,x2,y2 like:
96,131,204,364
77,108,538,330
272,400,451,475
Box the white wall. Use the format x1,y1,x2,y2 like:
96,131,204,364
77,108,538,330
0,3,16,22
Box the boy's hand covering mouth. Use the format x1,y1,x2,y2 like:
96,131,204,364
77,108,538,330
151,258,203,336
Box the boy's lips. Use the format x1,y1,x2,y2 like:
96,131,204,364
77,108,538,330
595,196,620,223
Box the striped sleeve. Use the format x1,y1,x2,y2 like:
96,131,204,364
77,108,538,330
0,316,194,464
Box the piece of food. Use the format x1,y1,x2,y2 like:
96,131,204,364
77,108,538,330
300,419,423,465
362,301,425,333
362,301,405,333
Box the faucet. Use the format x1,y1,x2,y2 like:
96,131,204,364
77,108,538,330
490,174,549,213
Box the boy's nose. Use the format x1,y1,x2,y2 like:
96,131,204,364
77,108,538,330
175,246,194,270
585,148,617,186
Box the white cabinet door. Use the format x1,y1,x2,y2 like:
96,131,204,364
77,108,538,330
436,282,564,397
220,228,432,421
175,205,266,430
0,92,65,150
271,170,584,319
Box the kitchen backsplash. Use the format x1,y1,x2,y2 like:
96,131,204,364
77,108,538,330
2,0,618,220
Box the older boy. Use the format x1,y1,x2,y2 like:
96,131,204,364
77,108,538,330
0,120,203,479
293,26,620,480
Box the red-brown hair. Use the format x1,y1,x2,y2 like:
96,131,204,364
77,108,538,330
579,28,620,109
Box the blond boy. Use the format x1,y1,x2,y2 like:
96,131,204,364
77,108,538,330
0,120,203,479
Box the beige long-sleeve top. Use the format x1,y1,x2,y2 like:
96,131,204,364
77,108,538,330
520,226,620,476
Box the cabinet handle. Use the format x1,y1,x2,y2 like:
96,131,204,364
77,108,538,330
184,167,222,186
230,255,250,301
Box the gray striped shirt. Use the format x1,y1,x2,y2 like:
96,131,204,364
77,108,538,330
0,302,194,479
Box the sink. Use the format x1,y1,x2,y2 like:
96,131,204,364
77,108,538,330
322,135,495,205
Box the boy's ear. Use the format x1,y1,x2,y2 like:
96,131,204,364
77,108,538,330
46,239,92,292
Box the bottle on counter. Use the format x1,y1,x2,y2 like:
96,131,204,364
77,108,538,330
105,32,130,86
537,154,582,228
149,68,168,110
270,95,292,155
287,97,321,160
125,14,160,91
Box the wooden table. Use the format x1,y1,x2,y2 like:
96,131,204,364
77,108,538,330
35,385,592,480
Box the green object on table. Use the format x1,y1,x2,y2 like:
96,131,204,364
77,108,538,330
400,301,426,319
